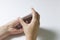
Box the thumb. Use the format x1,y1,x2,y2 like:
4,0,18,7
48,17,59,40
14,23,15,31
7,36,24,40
18,17,27,27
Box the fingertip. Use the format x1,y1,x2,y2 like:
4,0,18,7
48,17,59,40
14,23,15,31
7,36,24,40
31,8,35,12
31,8,34,10
18,17,21,21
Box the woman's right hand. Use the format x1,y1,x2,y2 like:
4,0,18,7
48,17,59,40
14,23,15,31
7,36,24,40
19,8,40,40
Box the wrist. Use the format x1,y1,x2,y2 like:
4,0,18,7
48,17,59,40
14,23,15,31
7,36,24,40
26,35,37,40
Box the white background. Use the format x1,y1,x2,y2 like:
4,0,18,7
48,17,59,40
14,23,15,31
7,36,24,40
0,0,60,40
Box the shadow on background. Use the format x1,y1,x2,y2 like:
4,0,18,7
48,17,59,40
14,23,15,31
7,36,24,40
38,28,56,40
4,28,56,40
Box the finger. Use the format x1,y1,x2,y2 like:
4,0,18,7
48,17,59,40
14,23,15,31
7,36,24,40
18,17,27,27
8,28,16,32
30,8,37,24
11,19,19,25
18,28,23,33
31,8,37,19
9,28,23,34
7,19,19,27
13,28,23,34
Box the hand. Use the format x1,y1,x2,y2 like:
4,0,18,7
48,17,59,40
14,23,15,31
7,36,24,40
7,19,23,35
0,18,23,40
19,8,40,40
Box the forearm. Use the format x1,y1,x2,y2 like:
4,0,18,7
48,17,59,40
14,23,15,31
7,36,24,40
0,26,9,40
0,33,9,40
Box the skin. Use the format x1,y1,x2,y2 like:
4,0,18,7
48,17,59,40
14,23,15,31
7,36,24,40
0,8,40,40
19,8,40,40
0,19,23,40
